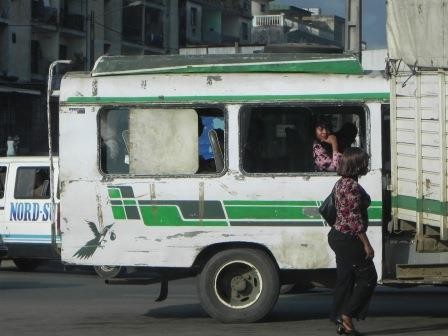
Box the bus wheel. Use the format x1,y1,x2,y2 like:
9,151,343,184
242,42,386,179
94,265,124,279
13,258,42,272
197,248,279,323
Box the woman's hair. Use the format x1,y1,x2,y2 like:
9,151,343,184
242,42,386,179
314,117,332,132
337,147,369,178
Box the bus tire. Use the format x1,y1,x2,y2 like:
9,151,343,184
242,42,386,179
13,258,42,272
197,248,279,323
94,265,124,279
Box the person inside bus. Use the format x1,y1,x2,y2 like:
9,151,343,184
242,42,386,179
335,122,358,154
328,147,377,336
312,118,341,172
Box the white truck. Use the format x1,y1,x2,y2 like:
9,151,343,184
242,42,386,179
386,0,448,262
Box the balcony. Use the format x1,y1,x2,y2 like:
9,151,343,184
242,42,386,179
0,5,9,25
32,2,58,26
61,12,85,32
252,14,286,27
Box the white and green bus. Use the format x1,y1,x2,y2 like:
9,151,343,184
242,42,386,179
53,53,448,323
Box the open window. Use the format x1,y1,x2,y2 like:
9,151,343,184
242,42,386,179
99,107,225,176
240,105,367,174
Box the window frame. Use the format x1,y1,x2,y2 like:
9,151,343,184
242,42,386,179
97,103,229,179
238,102,371,177
14,166,51,200
0,165,7,200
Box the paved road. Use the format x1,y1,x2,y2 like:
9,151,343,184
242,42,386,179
1,261,448,336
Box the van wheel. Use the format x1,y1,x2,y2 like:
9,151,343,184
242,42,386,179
94,265,124,279
197,248,279,323
13,258,42,272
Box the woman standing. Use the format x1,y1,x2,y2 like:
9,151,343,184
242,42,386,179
328,147,377,335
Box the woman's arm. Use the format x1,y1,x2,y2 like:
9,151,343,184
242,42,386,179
313,141,341,172
358,232,374,259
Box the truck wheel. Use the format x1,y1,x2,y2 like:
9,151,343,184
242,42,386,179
197,248,279,323
13,258,42,272
94,265,124,279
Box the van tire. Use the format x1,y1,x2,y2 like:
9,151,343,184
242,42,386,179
197,248,279,323
13,258,42,272
94,265,124,279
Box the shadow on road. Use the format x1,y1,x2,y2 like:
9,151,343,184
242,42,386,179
0,281,83,290
365,323,448,335
144,303,208,319
143,288,448,324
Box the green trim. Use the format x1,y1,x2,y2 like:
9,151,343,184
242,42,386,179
139,206,227,227
226,206,321,220
92,55,363,77
224,200,319,206
106,60,363,75
111,206,126,220
66,92,389,104
123,200,136,205
392,195,448,216
108,188,121,199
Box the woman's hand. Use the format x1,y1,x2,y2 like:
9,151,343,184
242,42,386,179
323,134,339,153
364,244,374,259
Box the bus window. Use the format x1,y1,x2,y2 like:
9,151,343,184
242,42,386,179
99,107,225,175
0,166,6,199
240,105,366,174
14,167,50,199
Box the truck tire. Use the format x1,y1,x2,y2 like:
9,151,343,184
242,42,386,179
93,265,124,279
197,248,279,323
13,258,42,272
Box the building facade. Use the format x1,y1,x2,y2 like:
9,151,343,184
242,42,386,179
0,0,257,155
252,2,345,48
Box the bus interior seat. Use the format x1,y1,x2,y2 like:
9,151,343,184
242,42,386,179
208,129,224,173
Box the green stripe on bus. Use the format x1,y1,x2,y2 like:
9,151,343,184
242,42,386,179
112,206,126,220
114,60,363,75
66,92,389,104
108,188,121,199
392,195,448,216
224,200,319,206
139,206,227,226
226,206,320,220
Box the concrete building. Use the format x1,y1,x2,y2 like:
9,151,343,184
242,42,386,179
178,0,253,47
0,0,258,155
252,2,345,48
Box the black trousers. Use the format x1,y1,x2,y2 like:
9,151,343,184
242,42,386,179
328,227,377,322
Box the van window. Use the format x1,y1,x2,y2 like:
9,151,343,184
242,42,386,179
240,105,366,174
0,166,7,199
14,167,50,199
99,107,225,175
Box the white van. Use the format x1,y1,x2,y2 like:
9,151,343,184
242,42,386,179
0,156,59,270
0,156,125,277
53,53,448,323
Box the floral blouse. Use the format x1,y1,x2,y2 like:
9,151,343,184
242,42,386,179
334,177,371,235
313,141,341,172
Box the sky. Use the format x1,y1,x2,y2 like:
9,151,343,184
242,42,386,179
274,0,387,49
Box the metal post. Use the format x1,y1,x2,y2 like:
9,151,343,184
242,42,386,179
345,0,362,61
47,60,71,247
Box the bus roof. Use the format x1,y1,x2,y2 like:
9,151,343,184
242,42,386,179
92,53,363,77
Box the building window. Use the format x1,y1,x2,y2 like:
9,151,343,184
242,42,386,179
260,4,266,12
14,167,50,199
240,105,365,174
191,7,198,27
99,107,225,176
241,22,249,41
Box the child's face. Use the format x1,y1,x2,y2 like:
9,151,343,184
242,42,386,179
315,126,329,141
